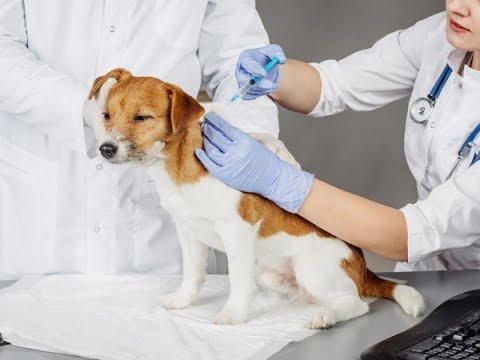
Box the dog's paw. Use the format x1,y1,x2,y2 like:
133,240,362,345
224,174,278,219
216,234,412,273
160,292,193,310
214,307,246,325
308,308,336,330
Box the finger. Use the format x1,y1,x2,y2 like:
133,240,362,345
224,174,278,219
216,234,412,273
241,58,268,78
264,44,287,64
205,112,239,141
203,136,227,166
255,78,277,91
236,71,253,88
202,121,233,153
204,112,246,143
194,148,220,174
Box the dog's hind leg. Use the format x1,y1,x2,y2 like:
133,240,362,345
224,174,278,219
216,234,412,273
161,220,209,310
308,296,369,329
292,238,369,329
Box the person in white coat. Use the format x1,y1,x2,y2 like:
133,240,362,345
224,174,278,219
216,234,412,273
196,1,480,271
0,0,279,279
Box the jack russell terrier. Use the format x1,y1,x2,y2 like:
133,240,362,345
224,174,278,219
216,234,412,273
85,68,425,328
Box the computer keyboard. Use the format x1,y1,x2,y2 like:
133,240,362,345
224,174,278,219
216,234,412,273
361,288,480,360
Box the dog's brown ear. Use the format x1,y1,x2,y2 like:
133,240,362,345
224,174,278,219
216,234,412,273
166,83,205,135
88,68,132,100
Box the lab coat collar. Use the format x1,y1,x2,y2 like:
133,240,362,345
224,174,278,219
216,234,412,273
462,63,480,85
447,48,480,88
447,47,468,74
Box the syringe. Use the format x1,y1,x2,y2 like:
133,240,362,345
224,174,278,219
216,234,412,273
226,56,280,106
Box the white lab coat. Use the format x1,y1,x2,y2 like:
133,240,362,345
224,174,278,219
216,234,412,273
310,12,480,271
0,0,279,279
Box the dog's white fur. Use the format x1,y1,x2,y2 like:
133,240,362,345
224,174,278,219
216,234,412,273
90,90,425,327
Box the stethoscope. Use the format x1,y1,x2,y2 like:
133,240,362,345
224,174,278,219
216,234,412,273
410,64,480,180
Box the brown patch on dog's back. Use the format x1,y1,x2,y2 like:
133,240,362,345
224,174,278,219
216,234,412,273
238,193,332,238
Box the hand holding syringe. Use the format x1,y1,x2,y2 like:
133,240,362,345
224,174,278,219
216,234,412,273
227,44,286,106
227,56,281,106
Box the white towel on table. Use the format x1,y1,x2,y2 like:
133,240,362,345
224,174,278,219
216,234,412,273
0,274,327,360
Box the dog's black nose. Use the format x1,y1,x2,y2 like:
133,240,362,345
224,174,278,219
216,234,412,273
99,143,117,158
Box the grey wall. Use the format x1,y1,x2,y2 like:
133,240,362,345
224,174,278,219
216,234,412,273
256,1,445,271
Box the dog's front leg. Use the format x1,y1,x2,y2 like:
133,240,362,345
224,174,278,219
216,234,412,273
161,221,209,310
214,222,256,325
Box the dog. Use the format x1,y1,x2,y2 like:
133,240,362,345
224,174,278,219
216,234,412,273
85,68,425,328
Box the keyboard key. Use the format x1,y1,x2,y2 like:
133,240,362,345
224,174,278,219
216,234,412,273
471,321,480,335
403,353,430,360
445,351,459,356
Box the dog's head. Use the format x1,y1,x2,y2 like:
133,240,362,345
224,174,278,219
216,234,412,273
88,68,205,164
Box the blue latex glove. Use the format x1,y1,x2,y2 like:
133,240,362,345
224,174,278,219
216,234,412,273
235,44,286,100
195,112,314,213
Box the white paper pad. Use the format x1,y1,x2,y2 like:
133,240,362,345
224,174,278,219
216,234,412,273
0,274,329,360
0,274,407,359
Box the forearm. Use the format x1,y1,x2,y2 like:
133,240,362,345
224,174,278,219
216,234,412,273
269,59,322,114
297,179,408,261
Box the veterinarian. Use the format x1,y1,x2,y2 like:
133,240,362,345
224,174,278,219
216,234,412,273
196,3,480,271
0,0,279,279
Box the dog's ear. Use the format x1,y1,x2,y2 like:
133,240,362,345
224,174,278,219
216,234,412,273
165,83,205,135
88,68,132,100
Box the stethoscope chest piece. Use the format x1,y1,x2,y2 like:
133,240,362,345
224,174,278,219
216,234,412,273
410,65,452,125
410,97,434,124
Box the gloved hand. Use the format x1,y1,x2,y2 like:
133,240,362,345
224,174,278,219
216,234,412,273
82,77,117,127
236,44,286,100
195,112,314,213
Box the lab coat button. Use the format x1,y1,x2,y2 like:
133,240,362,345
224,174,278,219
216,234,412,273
430,122,436,128
109,25,116,33
96,164,103,171
93,226,101,233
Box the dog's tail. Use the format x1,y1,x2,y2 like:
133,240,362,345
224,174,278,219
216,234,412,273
343,246,425,318
362,269,425,318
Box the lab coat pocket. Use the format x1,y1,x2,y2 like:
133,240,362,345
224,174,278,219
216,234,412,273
0,140,58,274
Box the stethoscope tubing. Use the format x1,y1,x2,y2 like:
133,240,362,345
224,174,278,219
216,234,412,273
410,64,480,181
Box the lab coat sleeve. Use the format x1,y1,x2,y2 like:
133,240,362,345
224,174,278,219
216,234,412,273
198,0,279,137
0,0,88,153
309,12,445,117
400,163,480,263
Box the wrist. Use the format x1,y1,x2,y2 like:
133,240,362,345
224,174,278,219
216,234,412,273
268,61,288,103
262,161,315,213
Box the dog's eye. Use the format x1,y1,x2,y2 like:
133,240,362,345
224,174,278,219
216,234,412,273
103,112,110,121
134,115,153,122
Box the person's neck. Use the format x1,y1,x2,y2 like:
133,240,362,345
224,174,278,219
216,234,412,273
471,50,480,70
